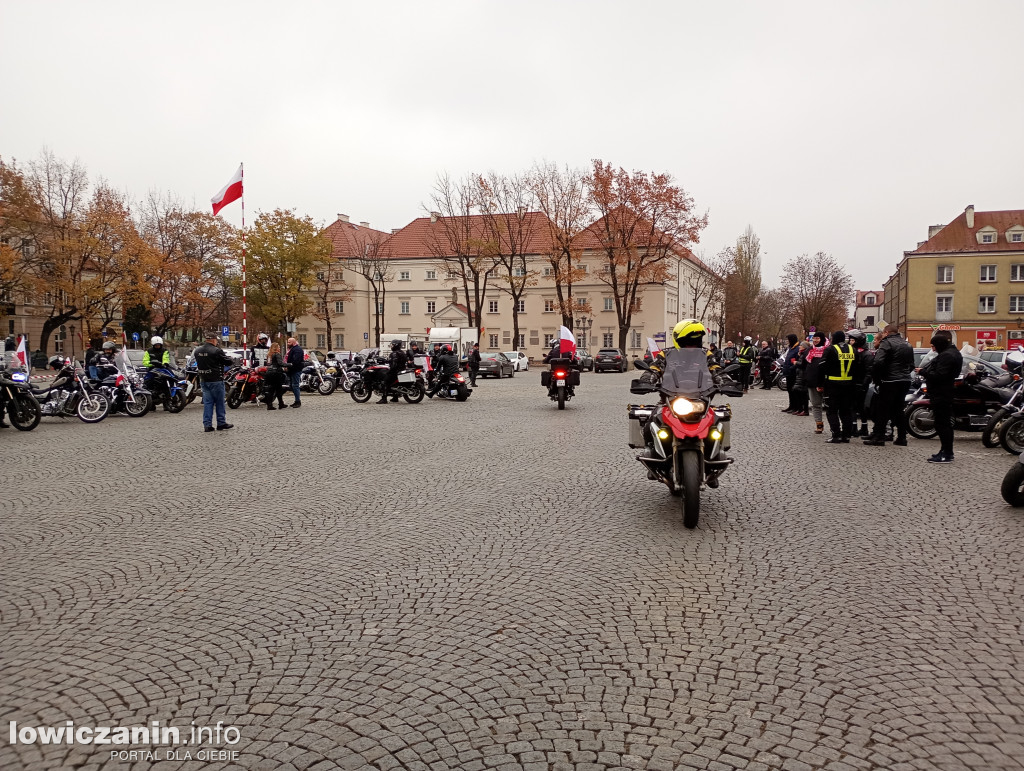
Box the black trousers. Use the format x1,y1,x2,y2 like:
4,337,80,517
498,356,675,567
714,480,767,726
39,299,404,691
825,383,855,437
871,382,910,440
933,401,954,457
787,375,799,410
738,363,752,389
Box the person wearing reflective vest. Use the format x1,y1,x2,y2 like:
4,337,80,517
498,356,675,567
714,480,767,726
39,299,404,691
736,336,755,393
816,330,864,444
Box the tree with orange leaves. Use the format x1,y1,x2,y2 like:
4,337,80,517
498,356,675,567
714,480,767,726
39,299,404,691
587,160,708,351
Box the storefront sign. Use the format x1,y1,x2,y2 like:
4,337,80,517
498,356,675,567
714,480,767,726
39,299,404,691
977,330,997,341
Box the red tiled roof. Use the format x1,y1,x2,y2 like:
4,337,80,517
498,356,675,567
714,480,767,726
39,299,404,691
855,290,884,306
909,209,1024,254
321,218,391,258
578,207,709,272
385,212,555,259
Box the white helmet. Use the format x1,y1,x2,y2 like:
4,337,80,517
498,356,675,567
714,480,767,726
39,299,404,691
257,332,269,343
151,335,164,345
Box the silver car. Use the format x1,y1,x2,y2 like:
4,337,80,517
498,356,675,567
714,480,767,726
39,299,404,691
478,352,515,378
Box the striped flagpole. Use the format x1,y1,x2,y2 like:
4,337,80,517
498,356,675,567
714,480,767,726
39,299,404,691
241,162,247,362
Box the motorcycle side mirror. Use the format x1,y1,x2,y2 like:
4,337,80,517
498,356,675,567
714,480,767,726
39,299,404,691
633,360,651,371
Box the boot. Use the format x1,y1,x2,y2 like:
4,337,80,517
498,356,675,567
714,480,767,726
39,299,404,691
267,403,276,410
814,422,824,434
825,434,844,444
859,423,870,438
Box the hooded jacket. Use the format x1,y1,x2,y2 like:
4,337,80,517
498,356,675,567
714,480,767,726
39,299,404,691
872,333,915,384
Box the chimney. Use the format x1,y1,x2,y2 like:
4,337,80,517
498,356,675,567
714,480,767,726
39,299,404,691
430,211,441,223
965,205,975,229
359,222,369,228
391,228,400,234
337,213,350,223
928,224,944,239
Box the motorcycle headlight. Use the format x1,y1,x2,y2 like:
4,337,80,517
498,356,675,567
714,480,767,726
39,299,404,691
669,397,706,418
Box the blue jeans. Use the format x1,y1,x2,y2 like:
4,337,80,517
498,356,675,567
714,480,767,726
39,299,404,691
201,380,227,428
290,371,301,403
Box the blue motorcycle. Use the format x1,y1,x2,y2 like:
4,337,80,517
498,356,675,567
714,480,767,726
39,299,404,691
142,364,187,413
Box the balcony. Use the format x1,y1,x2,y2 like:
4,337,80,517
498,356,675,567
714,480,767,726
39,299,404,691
935,310,953,322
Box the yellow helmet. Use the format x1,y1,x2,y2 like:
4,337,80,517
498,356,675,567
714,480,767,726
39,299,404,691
672,319,706,348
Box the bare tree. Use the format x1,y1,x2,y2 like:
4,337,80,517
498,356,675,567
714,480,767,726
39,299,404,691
779,251,855,333
530,162,591,330
723,225,763,340
348,230,394,347
311,255,350,350
685,249,728,336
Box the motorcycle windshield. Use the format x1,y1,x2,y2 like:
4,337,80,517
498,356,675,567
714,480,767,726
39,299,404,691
114,350,135,375
660,349,714,396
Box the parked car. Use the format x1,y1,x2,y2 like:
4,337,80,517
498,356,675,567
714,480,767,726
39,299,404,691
594,348,627,372
978,349,1012,369
478,352,514,378
576,348,594,371
504,351,530,371
914,350,1002,380
327,350,356,363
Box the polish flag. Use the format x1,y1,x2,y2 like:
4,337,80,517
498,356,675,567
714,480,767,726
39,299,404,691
647,337,660,357
558,325,577,357
14,334,27,369
211,165,243,216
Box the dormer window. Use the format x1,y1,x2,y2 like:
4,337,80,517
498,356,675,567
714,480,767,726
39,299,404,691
977,225,998,245
982,234,995,243
1007,225,1024,243
865,294,876,306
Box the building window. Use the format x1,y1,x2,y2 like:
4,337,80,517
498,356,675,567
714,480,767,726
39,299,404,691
516,299,525,313
544,300,555,313
298,334,307,347
425,269,436,280
1011,232,1023,243
576,297,587,309
980,265,997,282
865,295,876,306
376,302,384,315
400,301,410,314
979,295,996,314
603,333,614,347
512,266,526,277
488,300,499,313
937,266,954,283
936,295,953,313
399,271,410,281
543,266,553,277
517,333,525,348
982,233,995,244
1010,296,1024,313
865,315,874,327
316,334,326,348
488,334,498,348
630,330,642,349
335,333,344,348
543,334,555,347
426,301,436,314
316,271,325,281
603,297,614,311
334,300,345,313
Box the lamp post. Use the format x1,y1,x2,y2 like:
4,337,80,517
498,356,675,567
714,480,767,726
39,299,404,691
575,316,592,350
69,324,76,360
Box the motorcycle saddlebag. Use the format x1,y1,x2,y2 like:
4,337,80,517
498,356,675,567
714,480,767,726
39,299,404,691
627,404,657,448
569,370,581,386
541,371,551,387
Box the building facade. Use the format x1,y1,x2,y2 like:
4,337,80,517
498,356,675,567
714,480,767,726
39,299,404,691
884,205,1024,349
850,290,884,334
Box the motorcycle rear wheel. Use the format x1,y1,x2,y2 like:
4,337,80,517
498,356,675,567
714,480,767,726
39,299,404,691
76,392,109,423
905,404,937,440
776,375,787,391
317,377,337,396
124,393,151,417
999,414,1024,455
456,386,470,402
1000,462,1024,506
680,449,701,529
403,383,425,404
350,382,372,403
8,393,41,431
166,391,186,414
557,386,566,410
983,407,1013,448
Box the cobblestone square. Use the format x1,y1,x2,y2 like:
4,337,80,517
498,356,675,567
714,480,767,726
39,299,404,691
2,374,1023,770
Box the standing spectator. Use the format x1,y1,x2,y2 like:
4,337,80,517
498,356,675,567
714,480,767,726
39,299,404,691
791,340,811,415
707,343,721,366
721,341,738,365
286,337,304,408
781,334,801,413
864,324,914,446
736,336,755,393
468,342,481,387
920,333,963,463
193,331,234,433
84,337,103,380
818,330,863,444
263,342,287,410
804,331,829,434
757,340,777,389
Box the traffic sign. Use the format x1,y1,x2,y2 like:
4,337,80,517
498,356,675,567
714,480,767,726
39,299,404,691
132,332,140,342
865,333,875,344
364,332,369,340
221,325,230,337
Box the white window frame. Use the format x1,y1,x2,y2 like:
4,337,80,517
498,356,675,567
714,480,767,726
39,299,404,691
425,269,437,280
936,295,953,313
982,233,995,244
543,334,555,347
335,333,344,348
630,330,643,349
543,300,555,313
515,299,525,313
603,297,614,311
1010,296,1024,314
400,301,410,315
512,266,526,278
980,265,997,282
376,301,384,315
602,333,615,348
937,266,954,283
298,334,307,347
488,334,498,348
978,295,996,314
488,300,499,313
1011,232,1023,243
517,333,525,348
316,333,326,348
543,266,553,277
426,301,436,314
334,300,345,314
399,271,410,281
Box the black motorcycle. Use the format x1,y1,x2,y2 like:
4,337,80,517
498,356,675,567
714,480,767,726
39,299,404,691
349,359,425,404
904,366,1015,441
541,358,580,410
430,370,471,402
1001,452,1024,506
93,358,152,418
1,369,42,431
31,360,110,423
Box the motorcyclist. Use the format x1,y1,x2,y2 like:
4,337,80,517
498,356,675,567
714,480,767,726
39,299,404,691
543,339,577,364
378,339,408,404
426,345,459,398
649,319,720,378
142,336,171,368
248,332,270,366
94,341,121,380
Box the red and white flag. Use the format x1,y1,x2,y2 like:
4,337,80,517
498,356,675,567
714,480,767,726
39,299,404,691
647,337,660,357
558,325,577,357
211,165,243,216
14,334,27,369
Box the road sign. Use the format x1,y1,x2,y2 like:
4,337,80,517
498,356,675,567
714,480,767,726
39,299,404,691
865,333,875,344
364,332,369,340
221,325,230,337
132,332,140,342
809,326,816,333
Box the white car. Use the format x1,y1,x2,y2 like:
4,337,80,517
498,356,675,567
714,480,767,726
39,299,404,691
504,351,529,371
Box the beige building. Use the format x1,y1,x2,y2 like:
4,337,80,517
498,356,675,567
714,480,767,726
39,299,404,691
850,290,884,334
884,205,1024,349
294,212,722,360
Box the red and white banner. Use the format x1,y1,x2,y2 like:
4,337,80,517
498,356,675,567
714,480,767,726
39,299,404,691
14,334,27,369
558,325,577,357
647,337,660,357
211,165,243,216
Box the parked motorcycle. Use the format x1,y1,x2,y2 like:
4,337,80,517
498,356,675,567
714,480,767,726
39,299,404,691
431,370,472,402
0,368,42,431
93,352,152,417
30,359,110,423
142,363,187,413
1001,453,1024,506
227,365,266,408
541,358,580,410
299,356,336,395
628,351,744,528
904,365,1015,441
349,359,425,403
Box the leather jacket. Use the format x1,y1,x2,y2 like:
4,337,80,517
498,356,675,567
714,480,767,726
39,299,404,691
193,343,232,382
872,334,915,384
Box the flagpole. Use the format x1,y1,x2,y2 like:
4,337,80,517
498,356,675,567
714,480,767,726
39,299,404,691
241,162,247,361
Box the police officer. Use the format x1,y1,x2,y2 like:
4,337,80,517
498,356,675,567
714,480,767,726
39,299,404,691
736,336,755,393
142,335,171,368
379,339,407,404
817,330,863,444
845,329,873,437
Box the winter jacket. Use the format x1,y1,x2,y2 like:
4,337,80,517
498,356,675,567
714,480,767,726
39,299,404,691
818,343,864,389
920,346,963,405
286,344,305,374
193,343,233,382
872,334,915,384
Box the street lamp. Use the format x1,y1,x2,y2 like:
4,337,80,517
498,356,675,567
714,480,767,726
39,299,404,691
575,316,592,349
69,324,76,359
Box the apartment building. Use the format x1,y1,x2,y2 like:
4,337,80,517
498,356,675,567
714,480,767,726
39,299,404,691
884,205,1024,349
850,290,884,334
294,212,722,359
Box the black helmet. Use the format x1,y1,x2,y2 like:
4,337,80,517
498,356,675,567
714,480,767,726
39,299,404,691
847,328,866,346
48,354,64,370
390,339,402,351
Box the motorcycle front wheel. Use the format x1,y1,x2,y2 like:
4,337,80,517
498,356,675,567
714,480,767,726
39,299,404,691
76,392,109,423
905,405,937,440
8,393,41,431
340,376,353,394
999,414,1024,455
350,382,372,404
680,449,701,529
124,392,151,417
317,376,337,396
403,383,425,404
1000,462,1024,506
227,386,244,409
775,375,787,391
166,391,186,414
983,407,1013,448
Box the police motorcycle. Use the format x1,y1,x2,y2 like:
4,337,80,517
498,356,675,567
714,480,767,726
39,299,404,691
299,353,336,396
0,367,42,431
141,362,187,413
628,348,744,529
93,350,152,417
30,356,110,423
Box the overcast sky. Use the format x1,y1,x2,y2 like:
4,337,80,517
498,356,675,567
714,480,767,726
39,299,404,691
2,0,1022,290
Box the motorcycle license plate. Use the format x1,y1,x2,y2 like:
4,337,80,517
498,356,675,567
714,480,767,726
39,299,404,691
969,415,989,426
556,379,565,386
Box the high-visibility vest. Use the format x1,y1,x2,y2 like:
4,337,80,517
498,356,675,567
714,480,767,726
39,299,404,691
737,346,754,364
827,344,855,381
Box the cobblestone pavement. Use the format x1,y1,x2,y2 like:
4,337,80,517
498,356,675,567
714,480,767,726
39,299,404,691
2,371,1023,771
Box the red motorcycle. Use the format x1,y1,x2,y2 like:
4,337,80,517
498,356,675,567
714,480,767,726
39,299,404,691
227,365,266,408
628,350,744,528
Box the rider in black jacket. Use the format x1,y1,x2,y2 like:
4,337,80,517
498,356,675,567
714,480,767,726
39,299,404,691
379,340,407,404
864,324,915,446
426,345,459,398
